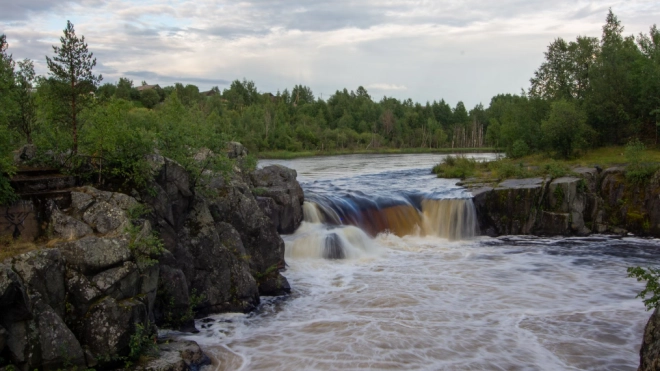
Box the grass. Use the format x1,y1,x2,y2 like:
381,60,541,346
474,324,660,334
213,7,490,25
434,146,660,182
0,236,40,262
257,147,498,159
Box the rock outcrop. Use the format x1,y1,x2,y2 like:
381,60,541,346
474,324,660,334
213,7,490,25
250,164,305,234
0,144,303,370
469,166,660,237
639,308,660,371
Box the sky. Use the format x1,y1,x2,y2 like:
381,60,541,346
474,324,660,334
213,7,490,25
2,0,659,108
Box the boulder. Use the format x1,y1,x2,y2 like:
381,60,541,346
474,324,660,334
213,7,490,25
205,173,289,296
155,265,191,329
173,197,259,315
59,236,131,275
82,201,129,235
640,307,660,371
33,299,86,370
547,177,590,235
250,164,304,234
144,155,193,231
138,340,211,371
91,261,141,301
71,191,95,214
64,269,102,320
226,142,248,159
81,296,148,359
50,208,93,240
472,178,547,235
0,264,31,325
10,249,66,318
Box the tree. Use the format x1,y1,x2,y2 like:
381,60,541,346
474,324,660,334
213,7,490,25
45,20,102,154
12,59,37,143
0,34,15,128
0,34,17,205
541,100,592,159
140,88,160,109
115,77,133,100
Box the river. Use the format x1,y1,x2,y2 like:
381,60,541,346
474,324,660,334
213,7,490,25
182,153,659,371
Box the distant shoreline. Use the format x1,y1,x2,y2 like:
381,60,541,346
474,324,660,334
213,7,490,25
256,148,501,159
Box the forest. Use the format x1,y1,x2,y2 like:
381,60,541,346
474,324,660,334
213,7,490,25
0,10,659,204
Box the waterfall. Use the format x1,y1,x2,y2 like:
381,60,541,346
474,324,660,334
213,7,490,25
420,199,478,240
290,198,478,259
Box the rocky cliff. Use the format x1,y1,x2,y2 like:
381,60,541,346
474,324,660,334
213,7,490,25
468,166,660,238
0,145,304,370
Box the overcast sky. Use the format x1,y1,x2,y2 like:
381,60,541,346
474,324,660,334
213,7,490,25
2,0,659,108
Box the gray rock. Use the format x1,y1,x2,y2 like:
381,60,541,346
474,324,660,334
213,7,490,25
34,299,86,370
155,265,191,328
59,236,131,275
13,144,36,163
64,269,102,318
169,197,259,315
81,296,148,359
11,249,66,318
0,263,31,325
250,164,305,234
71,191,95,214
91,261,140,300
548,177,589,235
50,208,93,240
82,201,129,235
139,340,210,371
497,178,546,189
145,155,192,230
639,307,660,371
226,141,248,159
4,318,39,366
206,173,288,296
0,324,6,353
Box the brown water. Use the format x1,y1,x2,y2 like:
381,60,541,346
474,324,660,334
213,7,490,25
178,153,658,371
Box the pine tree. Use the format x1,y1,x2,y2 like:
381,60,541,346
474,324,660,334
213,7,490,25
46,20,102,154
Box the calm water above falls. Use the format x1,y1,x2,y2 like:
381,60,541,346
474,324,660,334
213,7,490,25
183,153,660,371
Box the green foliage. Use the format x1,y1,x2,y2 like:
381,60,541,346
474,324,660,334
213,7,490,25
625,139,659,184
125,219,164,268
541,100,592,159
433,155,479,179
543,161,571,179
45,20,102,154
510,140,530,159
628,266,660,310
79,99,155,188
11,59,37,144
127,323,157,363
140,88,160,109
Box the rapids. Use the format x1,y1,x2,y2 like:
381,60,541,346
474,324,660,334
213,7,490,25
180,153,659,371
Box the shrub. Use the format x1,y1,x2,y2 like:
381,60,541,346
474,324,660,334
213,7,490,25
628,266,660,310
509,140,529,159
625,139,659,185
433,155,478,179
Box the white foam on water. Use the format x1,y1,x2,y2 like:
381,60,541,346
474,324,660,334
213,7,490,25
180,235,651,371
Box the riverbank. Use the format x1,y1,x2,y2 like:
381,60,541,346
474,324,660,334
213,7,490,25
433,146,660,181
257,147,498,159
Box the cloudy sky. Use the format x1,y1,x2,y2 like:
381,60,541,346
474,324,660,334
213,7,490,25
2,0,659,108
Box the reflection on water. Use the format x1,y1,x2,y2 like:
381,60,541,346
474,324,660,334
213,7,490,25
180,154,657,371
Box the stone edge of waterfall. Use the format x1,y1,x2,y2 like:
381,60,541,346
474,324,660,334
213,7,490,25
466,166,660,238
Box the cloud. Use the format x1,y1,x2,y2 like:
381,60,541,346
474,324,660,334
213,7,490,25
2,0,660,107
123,70,230,86
366,83,408,91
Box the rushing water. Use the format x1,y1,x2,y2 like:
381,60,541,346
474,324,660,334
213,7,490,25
182,153,660,371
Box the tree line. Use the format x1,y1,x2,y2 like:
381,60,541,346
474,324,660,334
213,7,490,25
1,11,659,203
